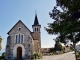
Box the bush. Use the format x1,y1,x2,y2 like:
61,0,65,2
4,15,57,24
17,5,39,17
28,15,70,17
30,52,38,59
30,55,34,59
76,52,80,58
38,53,42,59
0,52,6,60
30,52,43,59
50,53,53,55
33,52,38,59
63,50,66,53
0,56,5,60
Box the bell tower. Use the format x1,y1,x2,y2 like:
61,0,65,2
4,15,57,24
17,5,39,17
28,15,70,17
32,13,41,32
32,12,41,52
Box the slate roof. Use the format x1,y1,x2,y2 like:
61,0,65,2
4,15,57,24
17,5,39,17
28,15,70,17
34,14,39,25
32,14,41,27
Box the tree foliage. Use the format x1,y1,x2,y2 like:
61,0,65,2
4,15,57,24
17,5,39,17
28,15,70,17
0,36,2,50
70,44,74,51
2,52,6,56
49,48,55,53
54,41,63,51
45,0,80,44
0,52,5,59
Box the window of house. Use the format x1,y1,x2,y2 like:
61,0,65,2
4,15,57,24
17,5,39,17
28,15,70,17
21,35,23,43
19,34,20,43
18,27,21,31
37,28,38,32
16,34,24,43
16,35,18,43
35,28,36,32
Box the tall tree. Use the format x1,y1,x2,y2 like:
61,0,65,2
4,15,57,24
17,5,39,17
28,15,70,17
0,36,2,50
54,41,63,51
45,0,80,60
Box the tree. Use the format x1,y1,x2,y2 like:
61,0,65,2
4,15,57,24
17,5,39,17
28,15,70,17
49,48,55,53
54,41,63,51
45,0,80,59
0,52,6,59
0,36,2,50
2,52,6,57
70,44,74,51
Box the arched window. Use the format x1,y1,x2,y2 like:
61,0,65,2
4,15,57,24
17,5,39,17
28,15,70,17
15,34,24,43
37,28,38,32
16,35,18,43
19,34,20,43
35,28,36,32
21,35,23,43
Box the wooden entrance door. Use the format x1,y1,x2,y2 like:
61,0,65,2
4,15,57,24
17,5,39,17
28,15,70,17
17,47,22,59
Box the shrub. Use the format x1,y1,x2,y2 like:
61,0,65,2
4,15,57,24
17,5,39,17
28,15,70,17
38,53,42,59
50,53,53,55
30,52,43,59
78,52,80,57
63,50,66,53
60,51,63,54
33,52,38,59
0,52,6,60
0,56,5,60
76,52,80,58
30,55,34,59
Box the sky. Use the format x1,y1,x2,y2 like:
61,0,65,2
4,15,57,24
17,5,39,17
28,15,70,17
0,0,57,54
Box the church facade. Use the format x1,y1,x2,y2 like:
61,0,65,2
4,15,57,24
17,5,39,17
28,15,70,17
5,14,41,60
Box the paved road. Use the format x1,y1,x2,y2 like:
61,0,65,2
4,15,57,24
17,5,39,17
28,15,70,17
38,52,75,60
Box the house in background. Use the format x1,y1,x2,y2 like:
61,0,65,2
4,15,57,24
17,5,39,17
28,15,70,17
75,44,80,51
40,48,50,54
64,45,70,52
5,14,41,60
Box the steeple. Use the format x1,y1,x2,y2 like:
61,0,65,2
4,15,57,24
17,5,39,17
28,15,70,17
33,11,40,26
31,11,41,53
32,11,41,32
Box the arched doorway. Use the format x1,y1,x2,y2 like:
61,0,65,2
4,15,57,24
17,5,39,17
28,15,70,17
17,47,22,59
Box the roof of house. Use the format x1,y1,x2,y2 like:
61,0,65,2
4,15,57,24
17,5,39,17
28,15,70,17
7,20,31,34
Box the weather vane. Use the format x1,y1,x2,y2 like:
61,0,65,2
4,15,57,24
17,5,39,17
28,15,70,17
35,10,37,15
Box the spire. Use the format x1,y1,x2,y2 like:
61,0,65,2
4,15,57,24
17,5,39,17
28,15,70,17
33,11,39,25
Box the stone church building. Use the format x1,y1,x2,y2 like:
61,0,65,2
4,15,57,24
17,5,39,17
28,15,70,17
5,14,41,60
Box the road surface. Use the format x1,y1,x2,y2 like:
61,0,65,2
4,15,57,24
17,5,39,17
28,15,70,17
38,52,75,60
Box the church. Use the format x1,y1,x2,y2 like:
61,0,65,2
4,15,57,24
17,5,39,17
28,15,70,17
5,14,41,60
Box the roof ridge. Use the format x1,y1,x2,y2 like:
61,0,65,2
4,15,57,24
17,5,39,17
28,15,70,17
7,20,31,34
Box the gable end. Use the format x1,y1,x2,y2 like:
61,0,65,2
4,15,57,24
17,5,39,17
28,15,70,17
7,20,31,34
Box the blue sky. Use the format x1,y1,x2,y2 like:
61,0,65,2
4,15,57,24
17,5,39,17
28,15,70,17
0,0,57,54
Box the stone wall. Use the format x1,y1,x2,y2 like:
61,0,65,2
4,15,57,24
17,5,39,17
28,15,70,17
6,21,34,59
